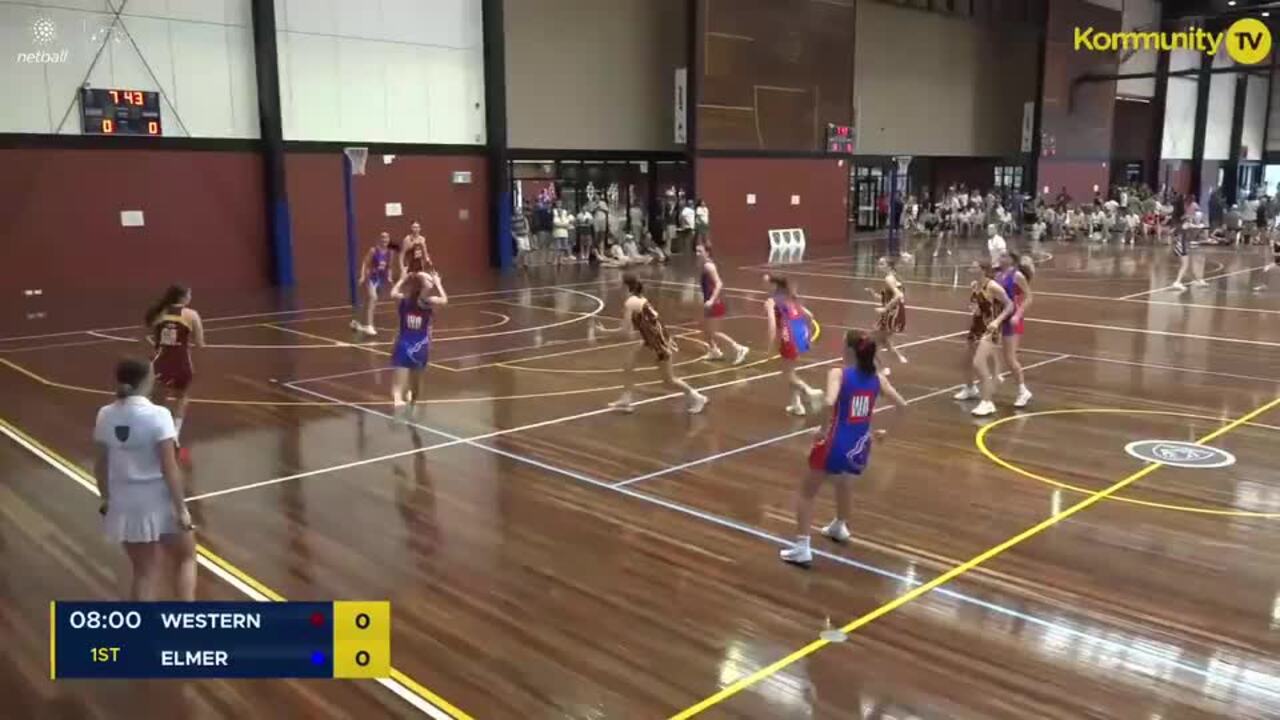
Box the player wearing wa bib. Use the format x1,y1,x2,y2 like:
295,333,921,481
392,298,433,370
389,272,448,410
151,309,193,392
809,367,880,475
696,244,748,364
772,292,811,360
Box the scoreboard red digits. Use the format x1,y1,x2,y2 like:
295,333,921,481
825,123,856,155
81,88,163,136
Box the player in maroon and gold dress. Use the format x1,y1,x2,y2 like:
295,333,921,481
400,221,431,278
144,285,204,459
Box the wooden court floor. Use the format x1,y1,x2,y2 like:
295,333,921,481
2,238,1279,719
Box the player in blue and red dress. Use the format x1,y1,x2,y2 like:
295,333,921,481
763,274,823,416
780,330,907,567
389,271,448,413
350,232,395,337
997,250,1035,409
145,285,204,461
696,243,748,365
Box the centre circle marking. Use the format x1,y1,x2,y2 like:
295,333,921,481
976,408,1279,518
1123,440,1236,469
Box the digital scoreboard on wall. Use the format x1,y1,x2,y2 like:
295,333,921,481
826,124,855,154
50,602,390,679
80,88,163,136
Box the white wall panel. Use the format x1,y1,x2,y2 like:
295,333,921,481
226,26,260,138
1161,50,1199,160
276,0,484,143
1242,74,1267,161
0,3,55,132
0,0,258,137
1117,0,1159,98
1204,51,1236,161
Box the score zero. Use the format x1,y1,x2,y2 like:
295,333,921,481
354,612,371,667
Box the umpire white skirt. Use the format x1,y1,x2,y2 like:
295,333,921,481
104,478,180,543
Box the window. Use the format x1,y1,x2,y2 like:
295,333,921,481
994,165,1023,190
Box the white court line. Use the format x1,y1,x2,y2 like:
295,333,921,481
275,369,1271,699
612,354,1071,488
646,280,1280,349
1117,265,1268,300
770,269,1280,316
0,422,446,718
186,330,968,502
0,280,609,344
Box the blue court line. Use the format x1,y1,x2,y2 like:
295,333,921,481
281,381,1280,699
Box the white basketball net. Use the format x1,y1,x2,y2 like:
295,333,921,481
344,147,369,176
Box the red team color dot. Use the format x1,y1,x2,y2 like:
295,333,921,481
310,612,325,627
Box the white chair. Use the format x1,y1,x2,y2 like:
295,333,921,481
768,230,785,264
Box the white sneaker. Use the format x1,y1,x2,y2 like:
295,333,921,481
806,389,825,413
732,344,749,366
1014,387,1033,408
786,403,807,417
349,319,361,331
971,400,997,417
821,520,851,543
1171,282,1187,292
609,397,635,413
953,385,980,401
1192,279,1209,288
779,543,813,566
702,349,725,362
688,394,708,414
362,325,378,336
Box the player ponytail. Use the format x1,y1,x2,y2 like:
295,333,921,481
847,330,877,376
1009,252,1034,282
145,284,189,327
766,274,796,300
114,358,151,399
977,260,997,278
622,273,644,296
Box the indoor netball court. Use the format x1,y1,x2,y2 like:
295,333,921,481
3,241,1279,718
4,0,1280,718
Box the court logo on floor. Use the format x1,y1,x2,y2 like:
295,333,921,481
1124,440,1235,469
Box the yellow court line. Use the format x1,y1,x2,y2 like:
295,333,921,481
1,352,781,407
670,395,1280,719
0,417,472,720
977,408,1280,518
49,601,55,680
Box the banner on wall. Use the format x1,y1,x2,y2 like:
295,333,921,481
1020,101,1035,153
674,67,688,144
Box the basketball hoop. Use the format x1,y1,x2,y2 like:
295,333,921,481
344,147,369,176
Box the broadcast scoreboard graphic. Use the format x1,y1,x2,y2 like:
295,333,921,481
50,602,390,679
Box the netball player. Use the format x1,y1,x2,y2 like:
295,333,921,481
350,232,394,336
1171,208,1210,291
866,257,908,366
400,221,431,278
952,262,1014,417
144,285,204,459
596,274,709,414
93,358,196,600
697,243,748,365
763,274,823,416
997,251,1035,408
389,270,448,411
779,330,907,567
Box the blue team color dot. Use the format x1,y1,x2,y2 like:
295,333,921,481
311,651,325,666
